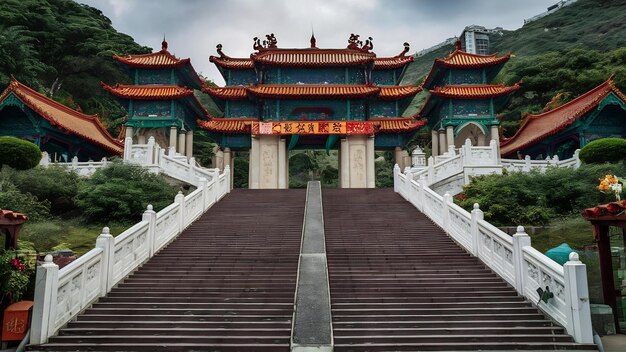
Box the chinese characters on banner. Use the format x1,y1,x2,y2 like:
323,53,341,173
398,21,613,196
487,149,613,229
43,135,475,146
252,121,374,135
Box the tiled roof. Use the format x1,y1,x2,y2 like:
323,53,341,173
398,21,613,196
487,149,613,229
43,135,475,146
437,50,511,68
0,78,123,155
252,49,375,67
196,118,258,134
369,117,427,132
0,209,28,222
113,50,190,69
429,83,521,99
373,56,414,69
379,85,422,100
500,77,626,156
247,84,380,99
583,200,626,220
202,86,248,100
209,56,254,70
102,84,194,100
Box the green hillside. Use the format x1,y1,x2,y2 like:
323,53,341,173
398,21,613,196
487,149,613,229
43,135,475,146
403,0,626,135
0,0,151,133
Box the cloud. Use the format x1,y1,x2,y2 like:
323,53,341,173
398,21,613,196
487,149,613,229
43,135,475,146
78,0,560,85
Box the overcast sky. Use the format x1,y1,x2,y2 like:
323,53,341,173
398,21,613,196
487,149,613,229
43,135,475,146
78,0,561,85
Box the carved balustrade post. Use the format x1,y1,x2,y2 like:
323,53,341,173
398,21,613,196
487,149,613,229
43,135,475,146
95,227,115,294
442,193,453,234
197,177,209,211
31,255,59,345
174,191,185,233
563,252,593,343
470,203,484,256
393,164,401,193
427,157,435,186
224,165,232,192
142,205,156,257
512,226,531,295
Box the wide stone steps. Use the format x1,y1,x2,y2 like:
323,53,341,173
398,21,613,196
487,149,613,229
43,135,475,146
323,188,597,352
29,189,304,352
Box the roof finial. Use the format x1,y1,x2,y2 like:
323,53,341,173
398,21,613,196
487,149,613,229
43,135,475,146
162,35,168,51
310,28,316,48
455,39,462,51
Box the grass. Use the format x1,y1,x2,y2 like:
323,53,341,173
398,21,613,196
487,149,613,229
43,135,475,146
21,218,132,257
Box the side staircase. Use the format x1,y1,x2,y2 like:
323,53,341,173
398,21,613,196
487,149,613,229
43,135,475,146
28,186,596,351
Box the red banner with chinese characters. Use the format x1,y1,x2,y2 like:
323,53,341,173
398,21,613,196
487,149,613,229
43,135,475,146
251,121,374,135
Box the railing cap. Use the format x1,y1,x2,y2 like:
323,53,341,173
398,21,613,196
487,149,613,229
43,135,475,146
473,203,480,210
146,204,153,211
568,252,580,262
516,225,525,233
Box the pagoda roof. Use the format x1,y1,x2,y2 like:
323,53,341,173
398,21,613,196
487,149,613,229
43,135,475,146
500,76,626,156
202,86,248,100
373,56,414,70
102,84,194,100
422,47,511,89
251,48,375,67
429,83,521,99
379,85,422,100
113,41,203,89
196,118,258,134
0,78,123,155
369,117,427,132
0,209,28,223
209,56,255,70
204,84,420,101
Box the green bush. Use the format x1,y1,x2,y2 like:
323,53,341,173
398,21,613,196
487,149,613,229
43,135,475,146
6,166,80,214
0,137,41,170
20,221,65,253
0,181,51,221
579,138,626,164
459,163,626,226
75,162,177,223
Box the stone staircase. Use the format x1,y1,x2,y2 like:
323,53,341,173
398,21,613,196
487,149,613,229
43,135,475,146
323,188,597,351
28,187,597,351
28,189,304,351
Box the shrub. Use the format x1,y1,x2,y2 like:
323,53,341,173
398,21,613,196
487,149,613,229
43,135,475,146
20,221,65,253
7,166,80,214
0,181,51,221
0,137,42,170
579,138,626,164
0,250,32,304
75,162,177,223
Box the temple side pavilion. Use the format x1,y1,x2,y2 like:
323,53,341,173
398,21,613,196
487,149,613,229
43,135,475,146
419,41,518,156
0,77,123,161
201,34,424,188
103,40,208,156
501,76,626,159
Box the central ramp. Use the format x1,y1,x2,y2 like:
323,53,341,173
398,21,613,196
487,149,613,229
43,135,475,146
323,188,597,352
31,189,305,351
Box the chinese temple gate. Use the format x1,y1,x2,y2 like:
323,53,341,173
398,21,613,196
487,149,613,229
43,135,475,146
420,40,518,156
501,75,626,159
201,34,424,189
103,40,208,156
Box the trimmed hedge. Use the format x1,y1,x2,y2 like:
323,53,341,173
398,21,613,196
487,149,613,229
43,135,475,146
0,137,41,170
579,138,626,164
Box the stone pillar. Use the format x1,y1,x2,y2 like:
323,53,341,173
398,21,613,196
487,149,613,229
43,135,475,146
446,125,455,148
169,126,177,149
125,126,134,143
249,136,260,189
366,135,375,188
431,129,439,156
340,138,350,188
258,135,279,189
214,148,224,171
477,133,486,146
490,124,500,155
348,135,367,188
278,138,287,189
223,147,232,170
137,134,146,144
337,148,342,188
438,129,446,155
185,131,193,157
177,132,186,155
394,146,404,171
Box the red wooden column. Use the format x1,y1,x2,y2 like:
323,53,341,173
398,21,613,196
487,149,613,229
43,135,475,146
594,224,617,318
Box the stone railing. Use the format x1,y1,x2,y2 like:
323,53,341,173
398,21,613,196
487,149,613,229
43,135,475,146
39,152,108,177
30,167,231,344
501,150,581,173
394,166,593,344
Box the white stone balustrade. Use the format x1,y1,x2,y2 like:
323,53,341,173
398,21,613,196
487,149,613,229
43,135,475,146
501,149,581,173
394,165,593,344
30,166,231,345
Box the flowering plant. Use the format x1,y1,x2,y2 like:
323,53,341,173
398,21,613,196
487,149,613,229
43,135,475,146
0,251,32,305
598,174,623,201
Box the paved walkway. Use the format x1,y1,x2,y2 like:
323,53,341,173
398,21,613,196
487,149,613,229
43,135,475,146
601,334,626,351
